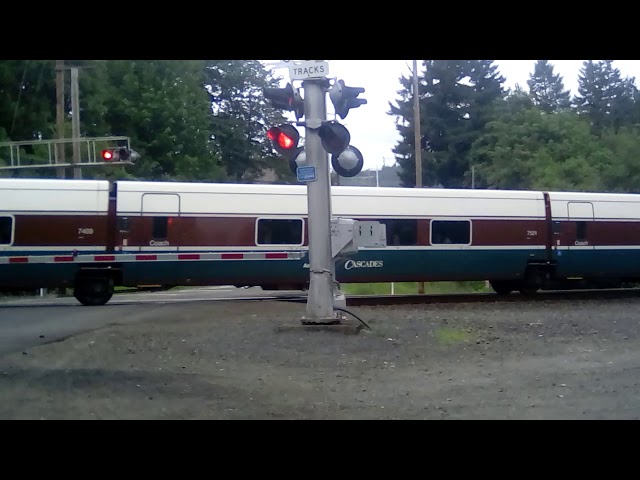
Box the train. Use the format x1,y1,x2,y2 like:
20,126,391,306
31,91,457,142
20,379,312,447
1,177,640,306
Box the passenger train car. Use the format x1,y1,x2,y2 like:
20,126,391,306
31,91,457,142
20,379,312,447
1,178,640,305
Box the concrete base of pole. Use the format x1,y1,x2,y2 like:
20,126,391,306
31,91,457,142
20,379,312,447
276,322,363,335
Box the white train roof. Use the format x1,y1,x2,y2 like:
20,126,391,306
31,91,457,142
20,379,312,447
0,178,110,214
3,178,639,220
547,191,640,220
115,181,547,218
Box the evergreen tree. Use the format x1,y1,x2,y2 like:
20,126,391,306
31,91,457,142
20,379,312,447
527,60,571,113
574,60,638,133
388,60,505,188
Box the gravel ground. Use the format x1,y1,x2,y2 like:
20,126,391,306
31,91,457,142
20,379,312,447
1,297,640,419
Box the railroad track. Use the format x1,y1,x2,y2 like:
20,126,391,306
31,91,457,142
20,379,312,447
4,287,637,308
270,287,640,307
346,288,640,306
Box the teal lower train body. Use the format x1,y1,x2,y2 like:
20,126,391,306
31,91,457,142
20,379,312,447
2,246,639,291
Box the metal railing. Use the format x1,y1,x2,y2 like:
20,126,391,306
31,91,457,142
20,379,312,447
0,136,133,170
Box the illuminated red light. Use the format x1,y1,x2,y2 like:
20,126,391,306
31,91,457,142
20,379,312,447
102,150,113,160
277,133,294,149
267,127,295,150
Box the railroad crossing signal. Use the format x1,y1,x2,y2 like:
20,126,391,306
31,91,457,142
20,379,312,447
101,147,139,164
266,124,300,158
318,121,350,157
331,145,364,177
263,83,304,119
266,124,305,174
262,61,378,326
329,79,367,119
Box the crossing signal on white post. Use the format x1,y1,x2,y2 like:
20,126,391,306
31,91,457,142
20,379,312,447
318,120,350,157
331,145,364,177
263,83,304,119
329,79,367,119
266,124,305,174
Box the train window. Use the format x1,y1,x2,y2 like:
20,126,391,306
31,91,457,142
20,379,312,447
431,220,471,245
118,217,130,233
576,221,587,241
152,217,168,240
257,218,303,245
376,219,418,246
0,217,12,245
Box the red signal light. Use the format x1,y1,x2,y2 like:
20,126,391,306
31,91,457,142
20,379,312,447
277,132,295,149
101,150,113,161
267,126,297,151
266,124,300,161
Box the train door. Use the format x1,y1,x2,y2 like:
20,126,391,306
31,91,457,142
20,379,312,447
567,201,595,275
141,194,181,251
0,215,14,252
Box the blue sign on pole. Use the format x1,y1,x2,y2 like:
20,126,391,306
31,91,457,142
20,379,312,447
296,166,316,182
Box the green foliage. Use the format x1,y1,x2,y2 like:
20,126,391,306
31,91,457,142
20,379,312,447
80,60,224,182
470,106,612,191
3,59,640,197
599,126,640,192
205,60,294,183
0,60,56,142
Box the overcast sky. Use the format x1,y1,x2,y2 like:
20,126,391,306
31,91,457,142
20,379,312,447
261,60,640,171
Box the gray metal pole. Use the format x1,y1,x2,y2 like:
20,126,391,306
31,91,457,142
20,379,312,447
302,79,336,324
413,60,425,295
70,67,82,179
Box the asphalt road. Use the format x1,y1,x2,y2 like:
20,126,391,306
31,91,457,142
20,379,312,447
0,287,301,356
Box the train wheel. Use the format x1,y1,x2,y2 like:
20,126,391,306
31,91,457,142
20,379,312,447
74,275,114,306
519,268,541,296
490,280,514,295
519,285,540,296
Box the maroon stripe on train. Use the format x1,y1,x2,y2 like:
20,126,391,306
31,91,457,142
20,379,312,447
54,256,75,262
9,257,28,263
12,215,108,247
95,255,116,262
136,255,157,261
178,254,200,260
221,253,243,260
266,253,289,259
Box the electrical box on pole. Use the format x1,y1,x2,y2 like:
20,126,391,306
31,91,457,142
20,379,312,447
331,218,387,259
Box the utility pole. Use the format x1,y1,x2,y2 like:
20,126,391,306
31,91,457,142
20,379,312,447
414,60,425,295
70,67,82,179
55,60,66,179
302,79,336,324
